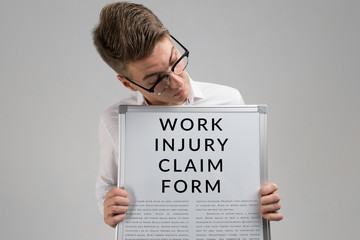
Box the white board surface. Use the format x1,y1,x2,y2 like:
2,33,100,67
116,105,270,240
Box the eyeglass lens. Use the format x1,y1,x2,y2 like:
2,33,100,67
153,55,188,95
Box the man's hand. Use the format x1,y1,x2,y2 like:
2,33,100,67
103,188,130,228
259,183,283,221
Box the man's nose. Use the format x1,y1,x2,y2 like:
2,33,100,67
168,72,183,89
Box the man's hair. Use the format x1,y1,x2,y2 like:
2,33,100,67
92,2,170,76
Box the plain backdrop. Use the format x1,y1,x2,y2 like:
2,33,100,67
0,0,359,239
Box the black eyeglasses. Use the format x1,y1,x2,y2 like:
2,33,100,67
121,35,189,96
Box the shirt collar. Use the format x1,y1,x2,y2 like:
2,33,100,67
136,74,204,105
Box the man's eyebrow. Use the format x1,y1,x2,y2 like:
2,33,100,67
142,46,175,81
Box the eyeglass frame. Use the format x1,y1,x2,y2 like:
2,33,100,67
120,35,189,94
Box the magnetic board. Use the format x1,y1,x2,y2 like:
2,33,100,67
116,105,270,240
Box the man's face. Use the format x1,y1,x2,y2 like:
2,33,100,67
120,36,190,105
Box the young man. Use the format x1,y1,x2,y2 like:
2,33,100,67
93,2,283,228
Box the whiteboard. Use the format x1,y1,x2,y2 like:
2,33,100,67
116,105,270,240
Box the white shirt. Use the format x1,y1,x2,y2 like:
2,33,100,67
96,76,244,213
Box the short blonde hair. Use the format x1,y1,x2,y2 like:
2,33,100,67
92,2,169,76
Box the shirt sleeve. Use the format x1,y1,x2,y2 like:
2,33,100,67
236,89,245,105
95,116,118,214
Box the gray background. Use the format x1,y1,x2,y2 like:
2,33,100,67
0,0,359,239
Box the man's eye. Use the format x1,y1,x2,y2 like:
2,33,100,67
170,59,177,66
147,76,160,85
171,53,179,65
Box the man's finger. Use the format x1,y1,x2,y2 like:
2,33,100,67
105,205,128,216
106,188,128,199
259,183,278,196
259,203,281,214
104,195,130,208
262,212,284,221
105,213,127,228
260,193,280,205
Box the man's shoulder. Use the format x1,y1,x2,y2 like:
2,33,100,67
100,94,138,127
194,81,245,105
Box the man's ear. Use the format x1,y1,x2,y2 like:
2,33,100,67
117,75,137,91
